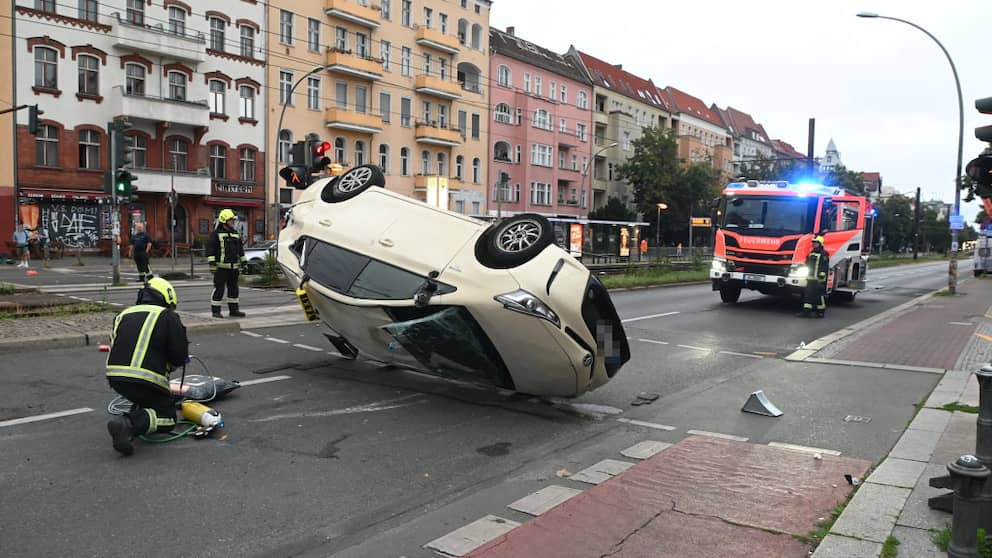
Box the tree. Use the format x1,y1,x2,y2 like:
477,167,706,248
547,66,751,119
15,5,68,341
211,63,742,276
737,155,806,182
819,165,866,196
588,196,636,221
875,195,914,253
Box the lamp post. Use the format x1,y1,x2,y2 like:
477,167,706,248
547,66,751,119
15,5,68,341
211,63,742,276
857,12,964,293
582,141,618,212
656,202,668,252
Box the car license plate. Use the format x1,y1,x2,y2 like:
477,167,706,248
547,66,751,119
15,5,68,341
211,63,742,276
744,274,765,282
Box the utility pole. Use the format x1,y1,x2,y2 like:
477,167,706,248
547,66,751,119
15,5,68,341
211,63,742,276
913,187,921,260
807,118,816,174
108,121,120,285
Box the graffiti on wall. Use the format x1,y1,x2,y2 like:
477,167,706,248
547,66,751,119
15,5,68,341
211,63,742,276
41,203,101,248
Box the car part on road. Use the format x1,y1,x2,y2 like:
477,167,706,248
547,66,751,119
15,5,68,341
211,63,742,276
323,332,359,359
321,164,386,203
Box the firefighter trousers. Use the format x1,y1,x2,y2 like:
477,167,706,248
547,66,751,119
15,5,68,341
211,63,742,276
211,267,240,309
802,279,826,314
108,377,176,435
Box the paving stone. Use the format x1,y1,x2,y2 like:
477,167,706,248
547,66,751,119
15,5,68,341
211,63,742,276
891,525,945,557
908,408,952,433
831,482,910,543
888,429,942,462
897,462,953,531
811,534,882,558
424,515,520,557
507,485,583,516
931,412,977,466
620,440,671,460
866,458,926,489
569,458,635,485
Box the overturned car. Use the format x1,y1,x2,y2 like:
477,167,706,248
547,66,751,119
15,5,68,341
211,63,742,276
277,165,630,397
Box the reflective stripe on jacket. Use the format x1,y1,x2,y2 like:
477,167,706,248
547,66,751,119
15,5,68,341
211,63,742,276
105,304,186,391
207,227,247,268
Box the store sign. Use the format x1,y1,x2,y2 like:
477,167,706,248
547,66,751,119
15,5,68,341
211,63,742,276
214,183,255,194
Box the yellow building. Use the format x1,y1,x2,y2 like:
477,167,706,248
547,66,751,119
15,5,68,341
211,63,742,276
266,0,491,230
0,0,13,239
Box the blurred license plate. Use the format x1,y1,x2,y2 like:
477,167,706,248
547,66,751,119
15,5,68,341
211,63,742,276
744,274,765,282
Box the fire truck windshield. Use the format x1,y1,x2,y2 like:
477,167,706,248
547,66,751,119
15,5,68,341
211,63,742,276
721,196,817,236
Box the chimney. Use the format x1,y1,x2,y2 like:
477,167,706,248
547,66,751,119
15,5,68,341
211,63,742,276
506,26,515,36
614,64,622,70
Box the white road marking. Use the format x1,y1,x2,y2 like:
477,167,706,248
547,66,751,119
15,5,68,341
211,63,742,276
637,338,669,345
0,407,93,428
621,311,680,323
264,337,290,344
110,302,123,307
768,442,842,456
250,393,426,422
68,296,84,300
241,331,263,338
237,375,292,387
949,322,974,326
719,350,763,359
687,429,748,442
677,344,710,352
616,418,676,431
293,344,324,352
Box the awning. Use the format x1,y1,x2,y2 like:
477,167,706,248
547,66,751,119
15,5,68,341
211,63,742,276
203,197,265,208
18,189,104,201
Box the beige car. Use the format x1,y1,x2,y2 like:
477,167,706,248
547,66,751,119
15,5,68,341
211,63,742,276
277,165,630,397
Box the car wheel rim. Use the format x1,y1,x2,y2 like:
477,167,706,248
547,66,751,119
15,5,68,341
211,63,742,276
497,220,542,253
338,167,372,193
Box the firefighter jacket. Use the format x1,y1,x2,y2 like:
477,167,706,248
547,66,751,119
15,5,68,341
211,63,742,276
207,225,247,269
806,246,830,282
105,298,188,391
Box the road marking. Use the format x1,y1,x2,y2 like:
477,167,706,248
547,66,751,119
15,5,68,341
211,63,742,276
677,344,710,352
621,311,679,323
636,338,669,345
977,333,992,343
293,344,324,352
251,394,426,422
949,321,974,326
687,429,748,442
110,302,123,306
241,331,263,338
616,417,676,431
0,407,93,428
753,351,778,356
719,350,763,359
264,337,290,344
769,442,842,456
238,375,292,387
69,295,84,300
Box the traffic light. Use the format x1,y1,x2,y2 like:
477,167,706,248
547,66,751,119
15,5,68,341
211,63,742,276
977,97,992,143
27,104,43,135
115,169,137,197
279,165,311,189
310,140,331,174
108,120,137,200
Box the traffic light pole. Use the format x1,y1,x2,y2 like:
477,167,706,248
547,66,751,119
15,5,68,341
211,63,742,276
108,122,120,285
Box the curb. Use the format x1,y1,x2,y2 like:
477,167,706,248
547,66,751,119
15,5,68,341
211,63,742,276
0,318,241,353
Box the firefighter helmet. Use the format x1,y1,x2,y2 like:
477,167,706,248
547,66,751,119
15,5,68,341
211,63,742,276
813,236,825,245
145,277,178,309
218,208,237,224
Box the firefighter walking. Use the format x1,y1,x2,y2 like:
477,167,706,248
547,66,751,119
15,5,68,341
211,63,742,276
797,236,829,318
207,209,247,318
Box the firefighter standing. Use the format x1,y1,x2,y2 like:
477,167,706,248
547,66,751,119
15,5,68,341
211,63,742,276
106,277,189,456
207,209,247,318
797,236,829,318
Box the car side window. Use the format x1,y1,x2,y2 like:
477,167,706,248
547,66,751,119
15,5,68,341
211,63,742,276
303,239,369,293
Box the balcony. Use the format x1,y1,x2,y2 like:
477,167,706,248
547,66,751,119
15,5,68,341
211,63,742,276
415,26,460,55
325,0,380,29
326,108,382,134
112,87,209,128
326,48,383,80
415,123,461,147
414,75,462,100
111,13,206,64
132,168,211,196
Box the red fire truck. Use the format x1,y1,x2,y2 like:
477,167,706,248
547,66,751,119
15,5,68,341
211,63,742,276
710,180,871,303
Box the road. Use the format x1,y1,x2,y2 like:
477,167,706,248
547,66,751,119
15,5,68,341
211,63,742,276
0,260,955,557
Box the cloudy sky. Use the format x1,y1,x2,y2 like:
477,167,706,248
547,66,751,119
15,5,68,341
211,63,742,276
490,0,989,220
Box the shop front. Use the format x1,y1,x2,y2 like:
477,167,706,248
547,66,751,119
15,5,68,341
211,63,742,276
205,180,266,245
17,190,114,250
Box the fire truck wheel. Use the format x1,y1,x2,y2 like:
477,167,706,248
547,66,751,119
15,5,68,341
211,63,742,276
719,284,741,303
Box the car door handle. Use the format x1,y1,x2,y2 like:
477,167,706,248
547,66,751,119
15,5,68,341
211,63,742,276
318,219,332,227
379,238,395,247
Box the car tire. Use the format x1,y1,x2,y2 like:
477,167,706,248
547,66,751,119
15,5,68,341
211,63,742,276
476,213,555,269
719,284,741,303
320,165,385,203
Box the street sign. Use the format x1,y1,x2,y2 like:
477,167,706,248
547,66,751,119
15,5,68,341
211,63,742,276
690,217,712,227
949,214,965,231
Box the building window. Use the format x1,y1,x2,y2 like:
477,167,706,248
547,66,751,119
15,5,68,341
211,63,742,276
78,0,98,22
279,70,292,105
401,0,411,26
240,148,255,181
577,91,588,109
472,157,480,183
515,144,521,163
168,7,186,35
458,110,467,137
307,18,320,52
335,26,347,50
623,131,631,151
126,0,144,25
279,10,293,44
535,76,542,97
209,17,225,51
471,113,480,139
550,82,557,101
278,130,292,163
36,125,58,167
169,139,189,171
334,137,346,163
208,80,225,114
131,134,147,168
455,155,463,179
125,63,145,96
493,141,510,162
497,65,510,87
35,0,55,13
240,26,255,58
307,76,320,110
423,53,433,76
531,182,551,206
400,147,409,175
380,40,391,71
421,100,431,123
335,81,347,109
77,55,99,96
380,91,391,123
437,152,446,175
577,123,587,142
533,109,551,130
493,103,511,124
401,47,411,76
380,0,391,20
239,86,255,119
400,97,411,127
210,145,227,178
355,85,368,113
421,150,431,175
355,141,366,166
531,144,553,167
440,12,448,33
423,6,433,28
168,72,187,101
34,47,57,89
561,85,568,104
438,105,447,127
455,200,464,214
378,144,389,172
560,118,567,134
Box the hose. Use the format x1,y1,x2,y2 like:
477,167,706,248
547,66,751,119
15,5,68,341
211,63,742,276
138,420,199,443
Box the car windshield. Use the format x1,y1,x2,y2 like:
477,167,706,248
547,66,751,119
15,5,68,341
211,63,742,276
721,196,816,236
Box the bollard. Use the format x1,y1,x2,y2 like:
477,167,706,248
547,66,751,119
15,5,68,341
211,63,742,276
978,365,992,532
948,455,989,558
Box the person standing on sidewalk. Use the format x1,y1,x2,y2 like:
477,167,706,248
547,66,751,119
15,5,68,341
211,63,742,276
797,236,829,318
206,209,247,318
130,223,153,282
13,224,30,268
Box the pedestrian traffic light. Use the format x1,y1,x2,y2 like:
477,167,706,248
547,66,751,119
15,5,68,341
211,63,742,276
978,97,992,143
27,104,43,135
967,154,992,187
280,165,311,189
310,140,331,173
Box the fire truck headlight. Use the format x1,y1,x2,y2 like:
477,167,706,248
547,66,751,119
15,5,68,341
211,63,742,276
789,264,809,278
711,259,726,272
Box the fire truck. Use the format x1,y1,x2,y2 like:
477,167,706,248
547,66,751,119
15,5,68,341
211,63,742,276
709,180,871,303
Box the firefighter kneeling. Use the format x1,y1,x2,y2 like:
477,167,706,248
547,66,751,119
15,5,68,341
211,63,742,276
106,277,189,456
797,236,829,319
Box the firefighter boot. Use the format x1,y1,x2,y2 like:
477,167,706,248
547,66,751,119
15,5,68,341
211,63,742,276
107,415,134,456
212,306,223,318
228,303,246,318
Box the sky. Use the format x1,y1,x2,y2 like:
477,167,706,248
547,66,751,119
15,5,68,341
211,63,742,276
490,0,990,221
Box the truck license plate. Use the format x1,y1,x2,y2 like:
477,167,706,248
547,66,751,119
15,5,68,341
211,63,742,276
744,274,765,282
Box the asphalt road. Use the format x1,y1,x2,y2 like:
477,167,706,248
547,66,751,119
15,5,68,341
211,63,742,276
0,260,954,558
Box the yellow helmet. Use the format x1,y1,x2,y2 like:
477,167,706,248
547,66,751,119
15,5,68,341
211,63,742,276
813,236,825,244
145,277,178,309
218,208,236,224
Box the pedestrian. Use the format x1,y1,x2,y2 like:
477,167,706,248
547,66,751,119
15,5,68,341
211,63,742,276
105,277,189,456
130,222,153,282
206,208,248,318
797,236,829,318
639,238,648,255
676,242,683,257
12,224,30,268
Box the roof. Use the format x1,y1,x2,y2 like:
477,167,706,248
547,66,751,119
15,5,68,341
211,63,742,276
717,106,771,145
490,29,590,84
662,86,726,129
772,139,806,160
573,50,669,111
862,172,881,181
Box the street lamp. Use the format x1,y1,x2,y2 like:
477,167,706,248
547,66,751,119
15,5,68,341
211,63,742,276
656,202,668,249
857,12,964,293
582,142,618,211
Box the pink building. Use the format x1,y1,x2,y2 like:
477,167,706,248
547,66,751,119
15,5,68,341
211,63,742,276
488,27,593,218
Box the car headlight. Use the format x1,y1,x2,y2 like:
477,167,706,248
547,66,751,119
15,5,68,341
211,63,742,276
494,289,560,328
711,258,726,272
790,264,809,278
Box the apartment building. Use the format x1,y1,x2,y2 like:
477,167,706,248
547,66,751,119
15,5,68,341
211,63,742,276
772,138,806,164
268,0,491,227
13,0,267,250
565,48,671,212
0,1,13,240
488,27,593,219
661,86,732,178
716,106,774,177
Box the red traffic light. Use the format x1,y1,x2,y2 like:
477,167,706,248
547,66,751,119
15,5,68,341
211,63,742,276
315,141,331,155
